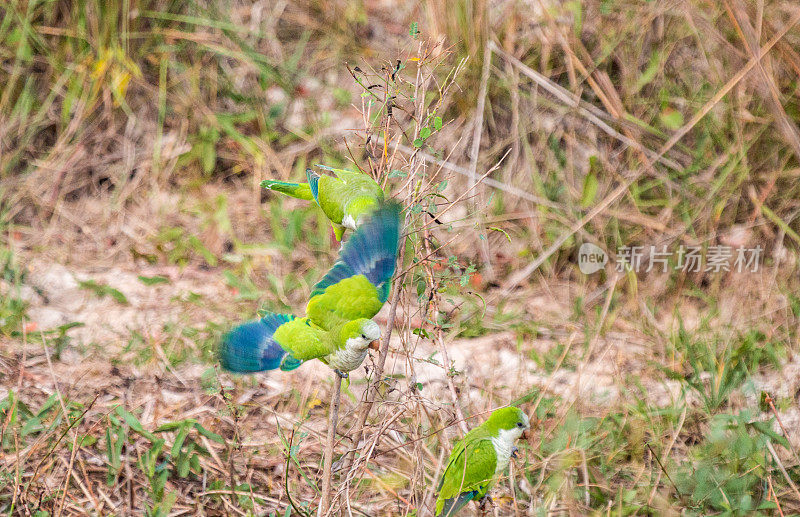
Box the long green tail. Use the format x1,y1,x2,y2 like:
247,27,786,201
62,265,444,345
260,179,313,200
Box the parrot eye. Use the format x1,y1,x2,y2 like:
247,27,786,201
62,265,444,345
361,334,366,339
516,422,525,428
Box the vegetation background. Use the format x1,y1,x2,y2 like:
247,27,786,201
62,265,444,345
2,0,800,515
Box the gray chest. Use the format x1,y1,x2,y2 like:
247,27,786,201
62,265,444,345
326,347,368,372
491,432,517,474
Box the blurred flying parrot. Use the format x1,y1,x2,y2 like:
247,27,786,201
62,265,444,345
435,407,530,516
261,166,384,241
219,201,402,378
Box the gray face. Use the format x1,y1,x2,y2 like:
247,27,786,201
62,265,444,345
344,320,381,353
360,319,381,341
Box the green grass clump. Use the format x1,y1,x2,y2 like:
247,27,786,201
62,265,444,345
666,322,785,412
676,411,784,516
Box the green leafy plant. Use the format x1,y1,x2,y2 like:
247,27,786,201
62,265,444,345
153,227,218,267
105,407,225,511
664,322,783,412
78,279,129,305
675,411,785,516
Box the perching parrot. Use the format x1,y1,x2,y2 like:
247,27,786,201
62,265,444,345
261,166,384,241
219,201,402,378
435,407,530,516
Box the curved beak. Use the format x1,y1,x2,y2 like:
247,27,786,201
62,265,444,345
521,429,530,440
368,339,380,351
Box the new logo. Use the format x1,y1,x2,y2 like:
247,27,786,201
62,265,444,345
578,243,607,274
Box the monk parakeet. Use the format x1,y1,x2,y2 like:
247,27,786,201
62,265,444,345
219,202,401,378
435,407,530,516
261,166,384,241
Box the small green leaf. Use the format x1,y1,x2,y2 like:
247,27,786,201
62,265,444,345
420,127,431,140
176,454,191,478
116,407,156,442
413,327,431,339
413,138,424,148
194,422,226,444
489,226,512,242
188,235,218,267
155,419,194,432
747,420,791,449
201,142,216,175
171,425,191,458
660,108,683,130
580,171,599,208
434,116,442,131
409,21,419,38
137,275,170,286
78,279,129,305
67,434,98,451
634,50,661,92
190,453,201,474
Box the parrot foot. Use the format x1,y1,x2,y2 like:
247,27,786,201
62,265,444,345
511,445,519,459
334,369,349,379
478,496,494,515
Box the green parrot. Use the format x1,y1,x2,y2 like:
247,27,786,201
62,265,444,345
435,407,530,516
219,202,401,378
261,166,384,241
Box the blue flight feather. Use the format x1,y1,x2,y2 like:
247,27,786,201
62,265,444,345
306,169,321,204
279,354,303,371
219,313,295,373
310,262,354,297
310,201,401,300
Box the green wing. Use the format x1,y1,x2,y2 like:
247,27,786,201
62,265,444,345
435,434,497,516
333,169,384,217
311,167,384,225
315,174,347,224
307,275,385,330
272,317,332,360
332,168,383,195
305,203,401,330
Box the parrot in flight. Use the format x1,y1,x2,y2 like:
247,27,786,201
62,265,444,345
435,407,530,516
219,201,402,378
261,166,384,241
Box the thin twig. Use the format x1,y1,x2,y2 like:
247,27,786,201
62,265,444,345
764,393,800,465
766,440,800,503
468,38,496,281
285,427,313,517
340,256,407,473
644,443,681,497
318,374,343,516
647,407,687,505
768,476,786,517
398,145,560,209
421,230,469,435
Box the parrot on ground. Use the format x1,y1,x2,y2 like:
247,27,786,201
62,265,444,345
219,201,402,378
261,166,384,241
435,407,530,516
